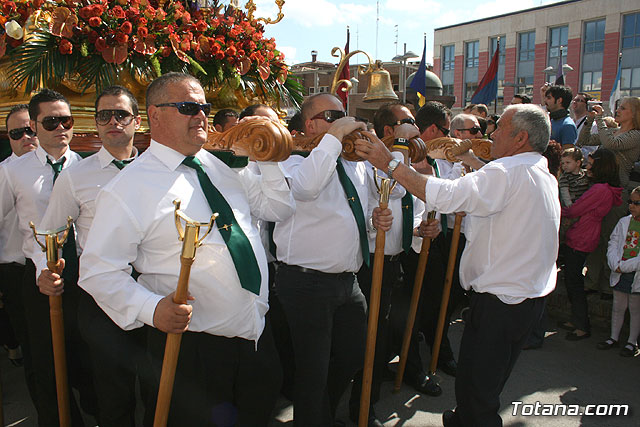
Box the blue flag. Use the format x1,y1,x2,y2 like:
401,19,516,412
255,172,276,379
471,42,499,105
409,36,427,105
610,54,622,113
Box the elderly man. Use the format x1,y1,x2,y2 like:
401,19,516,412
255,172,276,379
36,85,149,427
273,93,391,426
355,104,560,426
79,73,295,426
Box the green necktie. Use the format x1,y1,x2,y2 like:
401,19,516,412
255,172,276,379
47,157,79,282
112,159,134,170
401,192,414,253
426,156,447,236
182,156,261,295
335,158,370,268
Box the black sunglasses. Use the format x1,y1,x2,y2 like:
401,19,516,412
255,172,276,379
39,116,74,131
95,109,135,126
629,200,640,206
311,110,346,123
8,126,36,140
395,118,416,126
155,102,212,117
435,123,450,137
458,126,482,134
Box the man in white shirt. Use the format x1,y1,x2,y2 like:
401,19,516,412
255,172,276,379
36,85,149,427
79,72,295,426
355,104,560,427
0,104,39,402
0,89,96,425
273,93,387,426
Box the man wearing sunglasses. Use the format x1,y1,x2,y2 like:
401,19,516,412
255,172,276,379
35,85,147,426
79,72,294,426
0,104,40,406
272,93,393,426
0,89,96,425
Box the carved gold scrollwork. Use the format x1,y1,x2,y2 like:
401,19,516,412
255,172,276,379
425,137,493,161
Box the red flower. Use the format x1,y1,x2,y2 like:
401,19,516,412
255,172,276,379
95,37,107,52
137,17,147,26
79,6,92,19
215,52,225,60
237,49,245,57
120,21,132,34
115,32,128,44
126,7,140,19
88,17,102,27
59,38,73,55
195,20,207,32
161,46,171,57
88,30,98,43
137,27,148,38
111,5,125,19
225,46,237,57
33,0,44,8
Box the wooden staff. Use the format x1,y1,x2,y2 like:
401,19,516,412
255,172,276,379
30,217,74,427
153,200,217,427
359,175,392,427
429,214,463,376
393,210,437,392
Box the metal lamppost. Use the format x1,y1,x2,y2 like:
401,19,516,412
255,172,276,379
392,43,419,103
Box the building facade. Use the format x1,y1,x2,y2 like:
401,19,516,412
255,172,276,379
433,0,640,112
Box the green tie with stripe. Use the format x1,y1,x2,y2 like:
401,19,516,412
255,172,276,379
402,192,414,253
112,159,134,170
335,158,370,268
182,156,261,295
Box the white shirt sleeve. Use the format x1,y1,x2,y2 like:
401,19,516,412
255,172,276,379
237,161,295,222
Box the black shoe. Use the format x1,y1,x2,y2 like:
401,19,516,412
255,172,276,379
349,405,384,427
438,359,457,377
620,343,639,357
566,330,591,341
407,373,442,396
596,338,618,350
557,321,575,331
442,409,462,427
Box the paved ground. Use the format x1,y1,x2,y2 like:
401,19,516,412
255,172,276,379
1,300,638,426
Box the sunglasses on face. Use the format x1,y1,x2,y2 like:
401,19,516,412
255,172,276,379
435,123,450,137
8,126,36,140
95,109,135,126
458,127,482,134
310,110,347,123
395,117,416,126
39,116,74,131
629,200,640,206
155,102,212,117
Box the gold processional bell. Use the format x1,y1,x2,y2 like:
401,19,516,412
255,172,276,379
330,48,398,103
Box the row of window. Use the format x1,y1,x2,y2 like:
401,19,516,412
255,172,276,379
442,11,640,104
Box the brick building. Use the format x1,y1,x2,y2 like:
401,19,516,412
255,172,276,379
433,0,640,113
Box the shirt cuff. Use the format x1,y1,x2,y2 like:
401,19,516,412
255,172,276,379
138,293,165,328
255,161,287,181
316,133,343,159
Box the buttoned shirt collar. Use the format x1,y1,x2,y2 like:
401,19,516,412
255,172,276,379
148,139,207,172
34,144,72,166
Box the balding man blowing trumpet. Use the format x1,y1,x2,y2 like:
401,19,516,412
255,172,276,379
355,104,561,427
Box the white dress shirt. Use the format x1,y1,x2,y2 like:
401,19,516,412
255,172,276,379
0,145,80,262
274,134,371,273
79,140,295,342
436,159,467,234
0,154,25,264
424,152,560,304
33,146,138,276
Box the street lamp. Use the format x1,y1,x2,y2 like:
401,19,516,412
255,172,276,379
392,43,419,103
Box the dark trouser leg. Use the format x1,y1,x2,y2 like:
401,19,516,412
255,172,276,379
275,266,366,426
77,291,148,427
147,324,281,427
350,258,398,409
455,292,544,427
525,298,547,347
22,259,94,426
563,247,590,332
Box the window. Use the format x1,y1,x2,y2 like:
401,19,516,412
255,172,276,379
308,87,316,95
584,19,605,53
442,45,455,71
548,26,568,63
621,68,640,97
443,84,454,96
464,82,478,104
490,36,506,65
519,31,535,61
622,13,640,49
581,71,602,91
465,41,479,68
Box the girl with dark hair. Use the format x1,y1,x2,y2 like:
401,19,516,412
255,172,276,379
560,148,623,340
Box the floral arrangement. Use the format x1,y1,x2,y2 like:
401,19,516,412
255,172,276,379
0,0,302,107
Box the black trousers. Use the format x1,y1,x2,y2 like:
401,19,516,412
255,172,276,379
22,259,97,426
455,291,544,426
275,263,367,426
146,321,282,427
0,262,37,403
77,291,153,427
562,245,591,332
350,256,402,410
